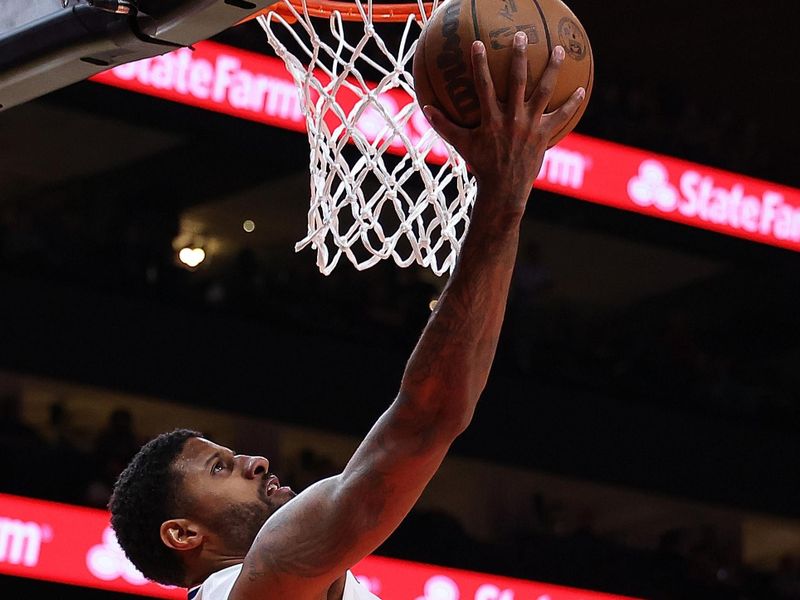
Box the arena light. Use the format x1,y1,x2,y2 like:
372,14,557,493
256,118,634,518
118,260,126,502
243,219,256,233
178,247,205,268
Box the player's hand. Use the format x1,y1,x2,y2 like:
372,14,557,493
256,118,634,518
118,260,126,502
423,32,585,213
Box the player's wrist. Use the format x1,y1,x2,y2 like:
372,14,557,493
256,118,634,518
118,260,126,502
475,175,530,206
471,184,529,223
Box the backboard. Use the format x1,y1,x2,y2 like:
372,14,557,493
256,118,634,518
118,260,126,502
0,0,279,112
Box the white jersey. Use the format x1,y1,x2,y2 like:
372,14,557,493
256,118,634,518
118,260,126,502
188,563,380,600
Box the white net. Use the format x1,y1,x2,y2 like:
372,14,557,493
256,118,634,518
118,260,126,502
257,0,477,275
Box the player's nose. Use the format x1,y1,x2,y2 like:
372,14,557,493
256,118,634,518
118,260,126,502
241,455,270,479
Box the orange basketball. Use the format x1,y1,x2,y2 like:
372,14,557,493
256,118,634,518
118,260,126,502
413,0,593,146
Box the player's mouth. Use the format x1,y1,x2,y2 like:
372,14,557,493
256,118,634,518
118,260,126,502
265,475,281,496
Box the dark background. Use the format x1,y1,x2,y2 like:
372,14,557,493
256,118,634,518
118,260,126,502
1,1,799,599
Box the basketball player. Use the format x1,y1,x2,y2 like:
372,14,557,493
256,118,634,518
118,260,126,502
110,34,585,600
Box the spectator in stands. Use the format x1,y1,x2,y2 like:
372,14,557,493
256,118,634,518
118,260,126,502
0,392,47,497
506,241,554,373
85,408,141,507
41,400,92,504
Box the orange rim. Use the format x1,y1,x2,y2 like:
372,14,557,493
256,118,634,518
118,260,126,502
242,0,436,23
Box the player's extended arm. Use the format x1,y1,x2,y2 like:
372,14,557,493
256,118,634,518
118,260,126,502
230,35,584,600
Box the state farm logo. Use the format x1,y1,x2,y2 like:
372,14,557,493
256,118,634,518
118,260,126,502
109,48,304,122
627,160,800,242
628,160,679,212
0,517,52,567
86,527,148,585
538,147,590,190
415,574,517,600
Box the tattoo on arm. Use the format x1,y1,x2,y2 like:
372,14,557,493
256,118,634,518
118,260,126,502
401,212,520,420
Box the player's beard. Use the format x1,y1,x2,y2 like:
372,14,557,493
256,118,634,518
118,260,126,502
208,480,297,554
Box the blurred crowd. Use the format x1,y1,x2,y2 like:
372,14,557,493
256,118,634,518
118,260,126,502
501,242,799,431
1,390,798,599
0,395,140,508
579,74,795,188
0,189,797,426
0,70,797,429
0,73,798,599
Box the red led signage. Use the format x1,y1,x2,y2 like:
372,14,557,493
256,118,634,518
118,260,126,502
0,493,634,599
91,41,800,252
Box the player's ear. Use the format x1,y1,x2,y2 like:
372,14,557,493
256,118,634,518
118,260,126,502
160,518,202,552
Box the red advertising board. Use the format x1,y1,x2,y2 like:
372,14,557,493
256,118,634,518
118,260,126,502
91,41,800,253
0,493,634,599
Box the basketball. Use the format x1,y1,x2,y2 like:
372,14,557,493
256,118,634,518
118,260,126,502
413,0,594,146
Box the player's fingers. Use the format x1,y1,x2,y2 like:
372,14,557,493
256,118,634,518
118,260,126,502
507,31,529,114
529,46,564,117
471,41,499,122
422,104,468,148
543,86,585,133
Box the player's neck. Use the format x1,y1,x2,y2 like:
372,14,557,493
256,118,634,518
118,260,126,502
186,556,243,588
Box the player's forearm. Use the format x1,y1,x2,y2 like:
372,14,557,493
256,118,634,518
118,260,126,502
394,38,583,438
398,185,525,435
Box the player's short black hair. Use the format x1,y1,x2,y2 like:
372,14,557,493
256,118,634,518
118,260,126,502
109,428,202,586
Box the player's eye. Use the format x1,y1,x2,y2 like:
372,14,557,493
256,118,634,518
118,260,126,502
211,462,225,474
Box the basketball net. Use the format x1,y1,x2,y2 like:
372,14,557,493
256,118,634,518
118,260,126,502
257,0,476,275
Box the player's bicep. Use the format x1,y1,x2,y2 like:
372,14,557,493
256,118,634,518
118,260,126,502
229,398,456,599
